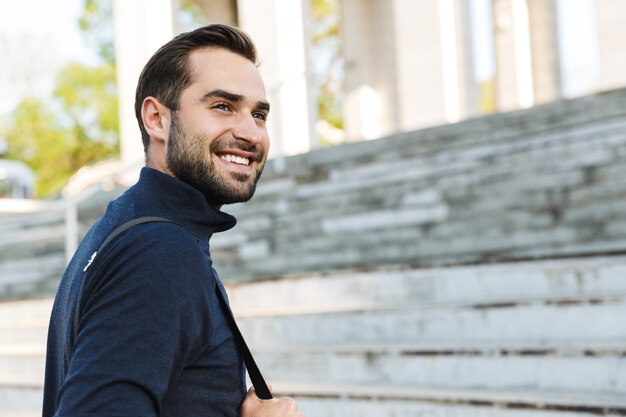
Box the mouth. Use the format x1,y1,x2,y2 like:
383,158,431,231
214,149,260,172
219,153,250,166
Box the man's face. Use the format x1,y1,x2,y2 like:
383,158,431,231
166,47,270,205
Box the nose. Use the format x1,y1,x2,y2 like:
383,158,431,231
232,112,264,145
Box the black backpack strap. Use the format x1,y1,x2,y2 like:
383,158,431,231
72,216,175,344
215,283,273,400
72,216,272,399
98,216,174,254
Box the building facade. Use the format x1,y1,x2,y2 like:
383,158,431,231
112,0,626,166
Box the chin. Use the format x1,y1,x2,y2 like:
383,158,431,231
203,182,258,206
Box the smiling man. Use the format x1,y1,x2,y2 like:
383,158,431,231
43,25,305,417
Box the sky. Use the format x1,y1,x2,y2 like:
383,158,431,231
0,0,98,114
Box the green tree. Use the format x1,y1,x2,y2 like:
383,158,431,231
54,62,119,151
4,61,118,197
178,1,209,32
79,0,115,63
5,98,73,196
310,0,344,145
4,0,119,197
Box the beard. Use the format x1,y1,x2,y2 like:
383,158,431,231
166,112,266,205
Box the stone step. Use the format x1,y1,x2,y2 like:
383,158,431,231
295,399,612,417
0,353,45,377
0,412,39,417
227,256,626,317
0,209,64,232
238,300,626,345
260,90,626,181
272,382,626,413
0,223,65,249
306,118,626,189
2,340,623,389
0,239,64,267
0,257,65,300
238,121,625,215
0,299,51,348
255,350,626,394
0,298,54,323
0,327,48,345
3,295,622,351
250,340,626,356
0,386,42,417
3,382,622,417
3,359,622,415
290,389,626,417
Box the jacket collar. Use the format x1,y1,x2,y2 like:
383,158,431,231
133,167,237,238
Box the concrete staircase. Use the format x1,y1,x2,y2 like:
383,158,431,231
0,298,51,417
0,186,122,302
0,211,66,301
212,88,626,280
1,256,625,416
2,89,626,415
228,255,626,416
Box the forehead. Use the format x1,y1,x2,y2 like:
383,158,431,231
186,47,266,99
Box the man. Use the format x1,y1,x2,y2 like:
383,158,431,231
43,24,305,417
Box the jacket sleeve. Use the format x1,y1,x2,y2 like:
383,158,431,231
55,223,211,417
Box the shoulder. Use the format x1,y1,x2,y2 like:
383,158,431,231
106,220,203,262
87,220,211,298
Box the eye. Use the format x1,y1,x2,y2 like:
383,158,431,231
214,102,231,112
253,112,268,122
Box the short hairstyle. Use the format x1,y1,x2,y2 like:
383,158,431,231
134,24,258,152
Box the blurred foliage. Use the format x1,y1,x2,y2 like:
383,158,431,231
79,0,115,63
310,0,344,146
55,62,119,144
3,0,347,195
4,0,118,197
179,1,209,32
5,62,118,197
479,78,496,114
6,99,78,196
311,0,340,41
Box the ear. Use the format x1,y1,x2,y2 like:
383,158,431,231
141,96,171,149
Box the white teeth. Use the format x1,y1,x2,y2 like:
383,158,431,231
220,154,250,166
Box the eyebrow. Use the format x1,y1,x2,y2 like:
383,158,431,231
202,89,270,112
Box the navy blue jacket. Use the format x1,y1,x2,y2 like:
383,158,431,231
43,167,246,417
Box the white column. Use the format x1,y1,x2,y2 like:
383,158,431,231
439,0,462,123
113,0,178,170
456,0,480,119
493,0,534,111
393,0,450,131
527,0,561,104
595,0,626,92
190,0,237,24
342,0,473,138
341,0,396,140
555,0,599,98
237,0,313,158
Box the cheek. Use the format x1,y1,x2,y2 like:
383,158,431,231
184,115,224,140
261,133,270,153
183,133,213,160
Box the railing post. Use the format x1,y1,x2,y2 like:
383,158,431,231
65,200,78,265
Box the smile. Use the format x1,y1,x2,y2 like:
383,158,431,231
220,154,250,166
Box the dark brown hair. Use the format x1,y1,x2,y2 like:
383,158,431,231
134,24,258,151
